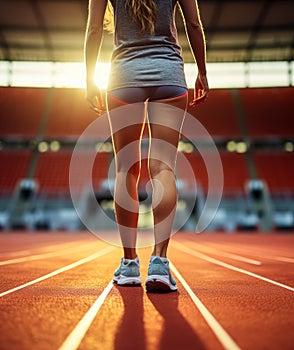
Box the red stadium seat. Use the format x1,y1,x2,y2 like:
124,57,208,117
253,151,294,192
0,150,31,194
176,151,249,194
0,87,46,137
33,151,110,195
239,87,294,138
44,88,110,138
1,87,293,200
186,89,241,139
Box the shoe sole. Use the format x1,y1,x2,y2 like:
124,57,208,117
114,275,142,286
145,275,177,293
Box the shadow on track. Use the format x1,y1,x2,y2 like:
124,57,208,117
114,283,206,350
147,291,206,350
114,284,146,350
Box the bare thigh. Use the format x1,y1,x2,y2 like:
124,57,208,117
147,93,188,172
106,92,146,174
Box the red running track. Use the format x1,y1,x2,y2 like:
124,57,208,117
0,231,293,350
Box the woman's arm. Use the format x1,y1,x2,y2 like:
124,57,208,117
178,0,209,106
84,0,108,114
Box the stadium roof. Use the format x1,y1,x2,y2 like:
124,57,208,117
0,0,293,63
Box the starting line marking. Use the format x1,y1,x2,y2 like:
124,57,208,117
172,242,294,292
58,280,113,350
170,262,242,350
0,246,114,298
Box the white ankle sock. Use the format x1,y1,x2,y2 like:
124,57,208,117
150,255,168,263
123,256,139,264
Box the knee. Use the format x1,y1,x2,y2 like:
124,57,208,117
149,159,174,179
117,160,141,180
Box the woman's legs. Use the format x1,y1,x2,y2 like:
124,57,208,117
107,92,147,259
147,92,188,257
107,86,187,261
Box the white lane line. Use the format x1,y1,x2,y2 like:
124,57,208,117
170,262,241,350
58,280,113,350
0,244,100,266
195,244,261,266
0,246,114,298
0,240,97,258
173,242,294,292
274,256,294,263
213,252,261,266
0,251,68,266
200,242,294,264
0,250,33,258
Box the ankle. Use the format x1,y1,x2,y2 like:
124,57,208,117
124,253,138,260
151,247,167,258
151,250,167,258
123,249,137,260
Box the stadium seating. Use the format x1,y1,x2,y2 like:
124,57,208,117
186,89,241,139
239,87,294,138
0,87,293,202
44,88,110,138
253,151,294,192
0,87,46,137
33,151,110,195
176,151,249,194
0,150,31,194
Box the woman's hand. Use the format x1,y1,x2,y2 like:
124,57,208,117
190,72,209,107
86,82,106,116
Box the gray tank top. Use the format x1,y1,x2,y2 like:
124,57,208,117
108,0,187,90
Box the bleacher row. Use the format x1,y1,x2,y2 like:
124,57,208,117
0,87,293,197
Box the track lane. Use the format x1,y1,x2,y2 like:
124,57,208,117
0,242,112,293
0,247,114,297
169,240,294,350
274,256,294,263
172,235,294,288
0,232,98,255
1,232,294,350
191,243,262,265
170,261,241,350
58,280,114,350
172,241,294,291
180,233,294,263
0,246,121,350
76,249,225,350
0,243,103,266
